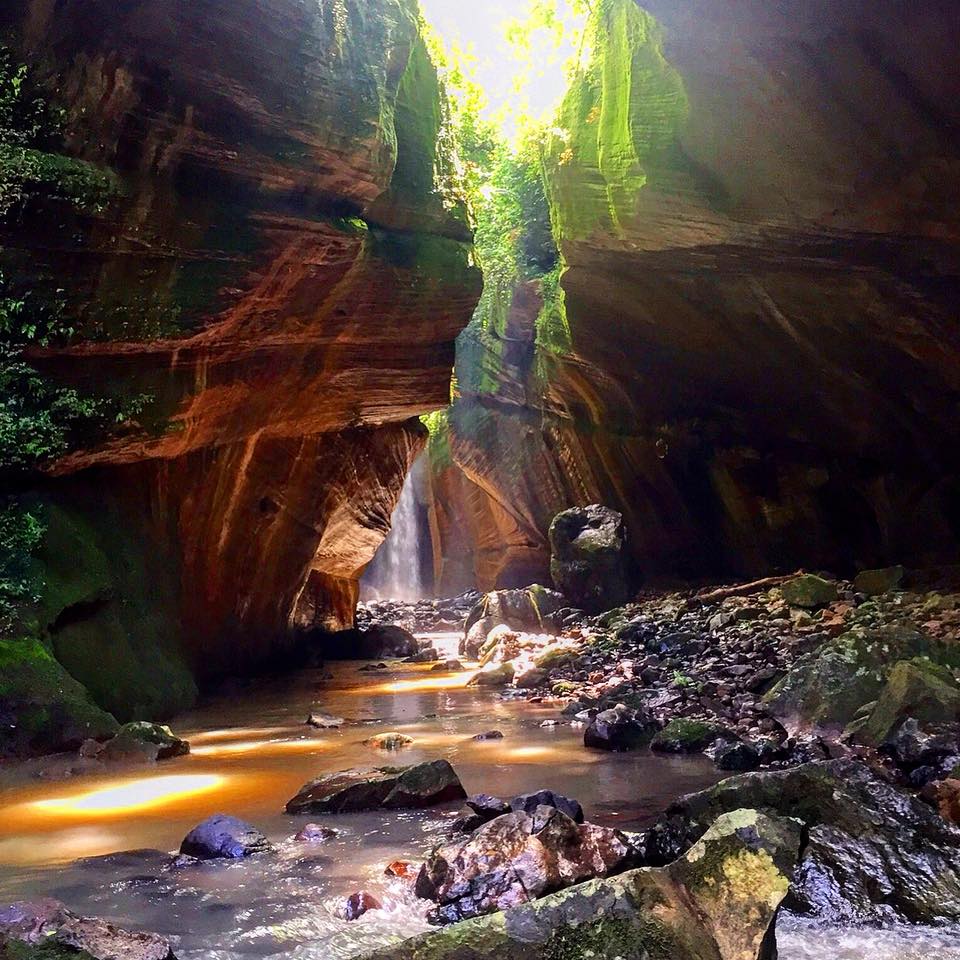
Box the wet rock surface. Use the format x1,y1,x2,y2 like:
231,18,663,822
415,805,638,923
662,758,960,925
0,899,175,960
365,809,801,959
179,815,273,861
285,760,467,815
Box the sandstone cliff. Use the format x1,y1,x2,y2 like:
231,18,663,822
1,0,479,723
431,0,960,592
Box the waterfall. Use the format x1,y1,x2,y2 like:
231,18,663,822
362,458,425,601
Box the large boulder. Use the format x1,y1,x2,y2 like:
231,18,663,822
464,586,567,640
584,704,660,751
764,624,951,734
362,809,801,960
179,815,272,860
415,806,637,923
850,659,960,746
549,506,630,613
663,759,960,924
0,899,175,960
285,760,466,814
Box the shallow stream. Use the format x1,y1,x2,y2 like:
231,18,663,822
0,634,958,958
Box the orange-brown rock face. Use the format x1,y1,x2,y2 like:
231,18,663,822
2,0,480,714
431,0,960,591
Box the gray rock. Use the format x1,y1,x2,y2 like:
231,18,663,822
179,815,272,860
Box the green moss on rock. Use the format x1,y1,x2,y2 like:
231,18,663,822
543,0,688,243
0,635,118,758
651,718,728,754
763,624,954,732
37,500,197,724
853,658,960,746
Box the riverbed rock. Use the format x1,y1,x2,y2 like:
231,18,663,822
665,758,960,924
510,790,584,824
880,718,960,773
285,760,466,814
851,659,960,746
294,824,339,843
462,617,497,659
98,723,190,763
179,815,273,860
0,899,175,960
365,808,800,959
464,586,567,638
714,740,761,772
583,704,660,751
549,506,630,613
764,624,952,734
780,575,838,609
415,806,636,923
854,566,905,596
344,892,382,922
306,713,345,729
365,732,415,750
467,661,515,687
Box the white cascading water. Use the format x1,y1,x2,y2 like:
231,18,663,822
363,459,423,601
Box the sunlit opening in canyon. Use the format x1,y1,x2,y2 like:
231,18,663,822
2,1,959,959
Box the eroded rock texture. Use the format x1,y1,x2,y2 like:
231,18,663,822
431,0,960,591
2,0,480,718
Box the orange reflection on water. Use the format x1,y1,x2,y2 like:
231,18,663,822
30,774,226,818
356,673,475,695
190,738,331,758
188,726,294,744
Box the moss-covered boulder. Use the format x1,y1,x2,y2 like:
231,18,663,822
665,758,960,924
763,625,951,733
549,505,631,614
0,637,117,758
98,722,190,762
780,575,838,609
850,659,960,746
651,719,733,754
360,809,800,960
0,899,174,960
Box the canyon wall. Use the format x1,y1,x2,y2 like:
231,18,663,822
1,0,479,720
431,0,960,593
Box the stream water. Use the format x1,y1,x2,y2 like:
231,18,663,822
1,635,959,959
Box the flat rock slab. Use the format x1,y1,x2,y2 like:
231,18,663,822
286,759,466,814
